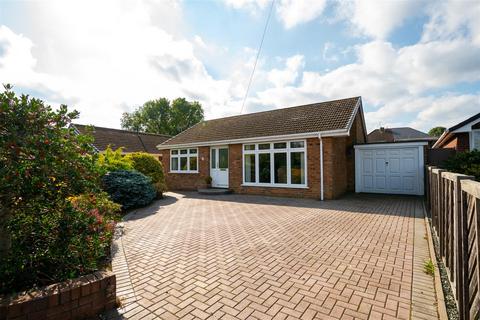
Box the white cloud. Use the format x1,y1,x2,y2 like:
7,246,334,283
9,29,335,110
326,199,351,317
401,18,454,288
397,39,480,93
245,36,480,131
222,0,326,29
347,0,419,39
0,0,239,127
322,42,339,62
422,0,480,45
276,0,327,29
267,54,304,87
223,0,270,15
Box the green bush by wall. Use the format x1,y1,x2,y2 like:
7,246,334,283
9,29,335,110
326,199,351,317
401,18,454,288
101,170,156,210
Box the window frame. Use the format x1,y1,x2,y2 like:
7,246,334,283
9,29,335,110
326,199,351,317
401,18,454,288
242,140,308,188
472,129,480,151
170,148,199,173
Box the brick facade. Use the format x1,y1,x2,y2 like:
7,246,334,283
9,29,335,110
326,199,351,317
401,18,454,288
161,146,210,190
0,271,116,320
442,132,470,152
161,113,366,200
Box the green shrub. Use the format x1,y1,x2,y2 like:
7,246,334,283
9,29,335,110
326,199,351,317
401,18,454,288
102,170,156,210
443,150,480,181
2,200,117,293
69,192,121,221
125,152,167,197
97,147,133,174
0,85,115,294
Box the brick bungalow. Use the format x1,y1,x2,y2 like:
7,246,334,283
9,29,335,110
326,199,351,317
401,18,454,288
433,112,480,152
157,97,367,200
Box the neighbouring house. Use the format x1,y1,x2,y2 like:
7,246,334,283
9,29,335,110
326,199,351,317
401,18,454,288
157,97,367,200
73,124,171,156
368,127,436,145
433,112,480,152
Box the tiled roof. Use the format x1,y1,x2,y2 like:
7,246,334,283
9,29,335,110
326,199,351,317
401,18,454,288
160,97,361,146
73,124,170,154
368,127,436,143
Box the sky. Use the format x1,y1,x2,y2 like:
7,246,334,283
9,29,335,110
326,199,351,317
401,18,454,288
0,0,479,133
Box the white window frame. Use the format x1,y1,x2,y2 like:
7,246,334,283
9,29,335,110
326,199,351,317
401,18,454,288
471,129,480,151
242,140,308,188
170,148,199,173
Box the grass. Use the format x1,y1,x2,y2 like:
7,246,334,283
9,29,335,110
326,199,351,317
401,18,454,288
424,259,435,276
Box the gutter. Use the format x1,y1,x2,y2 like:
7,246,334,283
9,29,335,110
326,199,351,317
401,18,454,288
318,133,324,201
157,128,350,150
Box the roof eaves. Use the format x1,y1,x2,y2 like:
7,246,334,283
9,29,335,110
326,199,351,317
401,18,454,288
344,97,361,133
156,121,204,149
449,112,480,132
432,130,452,148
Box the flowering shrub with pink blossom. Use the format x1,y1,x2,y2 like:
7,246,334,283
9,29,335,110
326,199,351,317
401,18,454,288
0,85,120,294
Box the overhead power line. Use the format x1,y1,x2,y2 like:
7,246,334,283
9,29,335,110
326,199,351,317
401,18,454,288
239,0,275,114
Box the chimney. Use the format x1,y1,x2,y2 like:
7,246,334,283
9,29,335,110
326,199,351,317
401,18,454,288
379,127,385,133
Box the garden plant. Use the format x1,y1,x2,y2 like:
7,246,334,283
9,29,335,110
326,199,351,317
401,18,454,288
0,85,120,294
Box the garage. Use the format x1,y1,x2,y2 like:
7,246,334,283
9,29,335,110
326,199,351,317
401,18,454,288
354,142,427,195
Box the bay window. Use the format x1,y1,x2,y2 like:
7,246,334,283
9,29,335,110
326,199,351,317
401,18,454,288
171,148,198,173
242,140,307,187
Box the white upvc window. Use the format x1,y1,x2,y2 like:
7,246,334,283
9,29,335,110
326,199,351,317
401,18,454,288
170,148,198,173
242,140,307,188
472,130,480,150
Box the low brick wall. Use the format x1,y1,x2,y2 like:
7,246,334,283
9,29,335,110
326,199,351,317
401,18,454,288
0,270,116,320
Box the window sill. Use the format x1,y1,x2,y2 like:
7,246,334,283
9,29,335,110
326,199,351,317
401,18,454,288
169,171,199,174
241,183,309,189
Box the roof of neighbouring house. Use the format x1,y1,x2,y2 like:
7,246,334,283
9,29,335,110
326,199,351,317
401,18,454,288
159,97,363,147
433,112,480,148
367,127,436,143
73,124,171,154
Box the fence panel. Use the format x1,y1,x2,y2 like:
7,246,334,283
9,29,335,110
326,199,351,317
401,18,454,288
426,166,478,319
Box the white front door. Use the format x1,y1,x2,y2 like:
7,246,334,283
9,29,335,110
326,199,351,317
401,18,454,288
211,146,229,188
355,145,424,195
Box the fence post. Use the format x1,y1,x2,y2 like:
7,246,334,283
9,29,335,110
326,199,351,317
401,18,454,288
459,179,480,320
433,168,445,252
426,166,434,216
452,174,474,306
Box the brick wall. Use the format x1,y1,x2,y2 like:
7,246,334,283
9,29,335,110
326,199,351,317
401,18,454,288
322,137,347,199
161,147,210,190
323,113,365,199
442,132,470,152
0,271,116,320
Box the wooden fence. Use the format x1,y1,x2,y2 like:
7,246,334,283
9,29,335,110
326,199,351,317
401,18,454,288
426,166,480,319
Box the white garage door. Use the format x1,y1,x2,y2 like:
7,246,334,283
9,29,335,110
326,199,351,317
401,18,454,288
355,144,425,195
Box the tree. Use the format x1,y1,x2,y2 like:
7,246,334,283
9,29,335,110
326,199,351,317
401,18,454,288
121,98,204,135
428,126,446,137
0,85,100,256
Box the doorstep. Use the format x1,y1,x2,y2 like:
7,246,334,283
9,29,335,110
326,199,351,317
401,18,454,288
197,188,233,195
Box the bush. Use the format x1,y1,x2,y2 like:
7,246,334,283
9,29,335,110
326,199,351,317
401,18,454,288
2,200,117,293
125,152,167,197
97,147,133,174
443,150,480,181
102,170,156,210
0,85,115,294
69,192,121,221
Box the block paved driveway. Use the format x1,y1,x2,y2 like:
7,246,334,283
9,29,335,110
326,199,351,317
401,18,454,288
110,192,439,320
